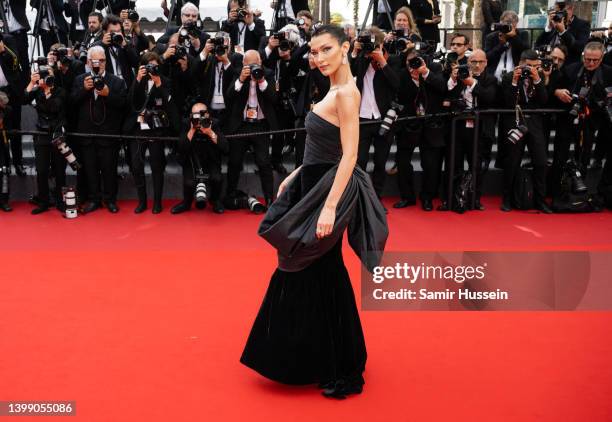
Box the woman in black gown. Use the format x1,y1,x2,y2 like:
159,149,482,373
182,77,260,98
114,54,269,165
240,25,389,399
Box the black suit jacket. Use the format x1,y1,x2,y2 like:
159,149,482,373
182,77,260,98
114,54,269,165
351,55,400,116
63,0,94,34
24,86,67,136
535,15,590,65
71,72,127,144
557,62,612,115
411,0,441,43
191,53,239,111
225,74,279,133
484,30,529,75
6,0,30,31
91,42,139,88
124,75,180,134
95,0,128,15
220,18,266,52
481,0,503,27
30,0,69,33
156,25,211,54
0,35,22,97
501,72,548,132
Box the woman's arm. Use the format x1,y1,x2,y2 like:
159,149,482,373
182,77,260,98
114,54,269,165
316,86,360,239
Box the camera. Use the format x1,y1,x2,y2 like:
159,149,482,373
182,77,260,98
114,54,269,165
605,86,612,123
175,45,188,59
552,9,567,23
145,63,160,76
237,8,248,20
38,65,55,87
183,22,201,38
34,56,48,66
569,86,590,120
457,63,470,80
249,64,264,80
127,1,139,22
273,31,292,51
563,159,588,193
408,56,422,69
190,112,212,128
379,101,403,137
111,32,124,46
357,32,375,53
144,109,169,129
492,22,512,34
541,57,553,71
507,124,529,144
213,36,228,56
52,128,81,171
520,65,532,79
178,28,190,46
52,47,72,65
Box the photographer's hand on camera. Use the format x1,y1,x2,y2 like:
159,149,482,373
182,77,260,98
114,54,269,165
369,48,387,68
239,65,251,82
268,36,280,50
83,75,95,90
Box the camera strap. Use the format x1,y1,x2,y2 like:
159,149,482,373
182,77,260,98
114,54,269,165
515,104,525,127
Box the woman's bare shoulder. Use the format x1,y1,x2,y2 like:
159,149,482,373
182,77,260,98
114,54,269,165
335,82,361,108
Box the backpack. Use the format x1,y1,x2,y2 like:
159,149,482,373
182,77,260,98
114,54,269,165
552,160,597,213
513,168,534,210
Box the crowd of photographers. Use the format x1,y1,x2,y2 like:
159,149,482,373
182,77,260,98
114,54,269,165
0,0,611,216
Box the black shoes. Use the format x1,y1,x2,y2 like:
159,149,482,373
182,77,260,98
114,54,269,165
437,201,449,211
500,197,512,212
535,200,553,214
106,201,119,213
134,201,147,214
0,202,11,212
472,199,485,211
82,201,101,214
422,199,433,211
212,201,224,214
152,202,162,214
171,201,191,214
319,375,364,400
31,204,49,215
393,198,416,208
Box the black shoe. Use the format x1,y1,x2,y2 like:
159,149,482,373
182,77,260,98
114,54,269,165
473,199,485,211
31,204,50,215
0,202,12,212
272,163,288,174
500,197,512,212
106,201,119,213
321,376,364,400
14,164,26,177
152,202,162,214
393,198,416,208
212,201,224,214
82,201,101,214
134,201,147,214
171,201,191,214
436,201,449,211
422,199,433,211
535,200,553,214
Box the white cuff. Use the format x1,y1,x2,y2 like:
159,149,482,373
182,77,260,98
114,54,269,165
258,79,268,91
199,50,207,61
265,46,272,58
234,79,244,91
447,78,457,90
248,22,255,31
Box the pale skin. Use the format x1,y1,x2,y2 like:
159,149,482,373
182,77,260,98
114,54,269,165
277,33,360,240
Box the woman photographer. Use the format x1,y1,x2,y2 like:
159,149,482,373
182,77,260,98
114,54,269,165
24,65,68,214
124,52,176,214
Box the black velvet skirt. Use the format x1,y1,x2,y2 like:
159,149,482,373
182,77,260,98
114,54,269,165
240,163,367,387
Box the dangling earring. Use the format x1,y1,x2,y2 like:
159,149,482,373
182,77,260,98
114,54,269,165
342,53,348,65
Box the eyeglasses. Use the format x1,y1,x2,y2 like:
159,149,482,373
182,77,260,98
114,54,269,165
469,60,486,65
450,42,465,47
583,57,602,63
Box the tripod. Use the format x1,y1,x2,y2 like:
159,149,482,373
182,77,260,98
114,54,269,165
30,0,62,64
271,0,291,32
359,0,394,32
0,0,10,34
165,0,179,33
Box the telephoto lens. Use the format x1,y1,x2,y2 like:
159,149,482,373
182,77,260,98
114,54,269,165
492,22,512,33
195,175,208,208
357,33,375,53
62,186,78,219
379,108,398,137
247,196,266,214
249,64,264,80
52,130,82,171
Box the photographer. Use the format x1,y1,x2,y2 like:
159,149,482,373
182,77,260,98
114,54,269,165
93,14,139,87
351,26,400,204
124,52,176,214
0,33,26,176
395,47,447,211
372,0,408,31
192,31,237,127
484,11,529,83
535,0,590,66
294,10,313,44
260,24,303,174
410,0,441,50
221,0,266,54
71,45,127,213
500,50,552,213
120,9,149,54
269,0,308,32
172,102,228,214
157,2,210,55
160,32,193,117
551,42,612,197
63,0,95,44
24,65,67,214
225,49,278,208
447,33,469,69
384,7,421,62
81,12,103,51
0,92,12,211
444,49,497,211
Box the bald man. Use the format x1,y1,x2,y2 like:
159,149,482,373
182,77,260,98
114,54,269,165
443,48,498,211
225,49,279,207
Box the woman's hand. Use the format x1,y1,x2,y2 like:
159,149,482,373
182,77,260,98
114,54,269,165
316,205,335,239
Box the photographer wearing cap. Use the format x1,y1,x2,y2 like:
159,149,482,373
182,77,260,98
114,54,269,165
221,0,266,54
394,47,446,211
24,65,68,214
550,41,612,199
500,49,551,213
351,26,400,205
444,49,497,211
172,101,228,214
71,45,127,214
484,11,529,83
225,49,278,208
193,31,237,127
535,0,590,66
124,52,177,214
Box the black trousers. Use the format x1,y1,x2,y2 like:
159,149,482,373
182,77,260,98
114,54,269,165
357,118,393,197
271,107,294,165
0,88,23,166
34,137,67,205
420,145,445,201
502,121,548,202
181,142,224,204
80,140,119,203
0,135,11,203
228,121,273,199
129,136,166,202
395,128,419,201
448,124,486,199
40,29,69,56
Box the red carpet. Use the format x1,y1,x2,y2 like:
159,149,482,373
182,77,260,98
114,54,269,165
1,197,611,421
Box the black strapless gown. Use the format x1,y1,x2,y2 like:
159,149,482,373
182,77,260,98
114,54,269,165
240,112,382,396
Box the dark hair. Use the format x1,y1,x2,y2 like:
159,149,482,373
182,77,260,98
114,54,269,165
296,10,313,21
552,44,568,58
520,49,539,61
450,32,469,45
140,51,162,65
102,14,122,31
312,24,347,44
88,11,103,22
